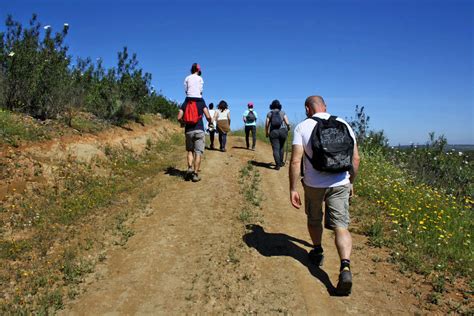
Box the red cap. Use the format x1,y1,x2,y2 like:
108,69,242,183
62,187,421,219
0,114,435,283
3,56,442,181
196,63,201,71
248,102,254,108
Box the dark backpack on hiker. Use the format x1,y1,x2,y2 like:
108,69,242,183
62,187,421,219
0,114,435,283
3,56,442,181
270,110,283,129
246,110,256,123
304,116,354,173
183,100,201,125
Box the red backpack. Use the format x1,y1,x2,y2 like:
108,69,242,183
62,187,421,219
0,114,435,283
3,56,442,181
183,100,201,125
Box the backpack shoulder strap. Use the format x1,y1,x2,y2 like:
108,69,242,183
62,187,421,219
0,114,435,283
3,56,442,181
303,116,322,160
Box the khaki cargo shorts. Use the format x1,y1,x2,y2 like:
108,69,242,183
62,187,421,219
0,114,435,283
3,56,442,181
185,130,205,155
304,183,351,230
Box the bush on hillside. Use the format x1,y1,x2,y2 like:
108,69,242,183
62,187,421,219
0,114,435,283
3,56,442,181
0,14,178,125
0,14,70,119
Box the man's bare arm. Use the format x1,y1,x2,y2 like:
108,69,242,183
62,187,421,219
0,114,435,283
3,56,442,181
289,144,304,209
349,143,360,183
203,107,212,122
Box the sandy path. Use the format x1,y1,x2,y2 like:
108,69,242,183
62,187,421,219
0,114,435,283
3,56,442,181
62,136,423,315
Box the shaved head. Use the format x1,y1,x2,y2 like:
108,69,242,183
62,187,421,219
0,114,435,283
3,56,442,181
304,95,326,112
305,95,326,115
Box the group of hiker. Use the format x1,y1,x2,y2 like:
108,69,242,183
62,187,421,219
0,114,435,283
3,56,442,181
177,63,360,296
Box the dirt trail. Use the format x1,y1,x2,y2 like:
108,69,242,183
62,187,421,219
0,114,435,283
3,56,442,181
62,136,425,315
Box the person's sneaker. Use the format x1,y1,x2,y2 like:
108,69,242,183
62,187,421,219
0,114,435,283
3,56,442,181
275,165,280,170
185,168,193,181
251,147,256,151
192,173,201,182
308,249,324,266
336,267,352,296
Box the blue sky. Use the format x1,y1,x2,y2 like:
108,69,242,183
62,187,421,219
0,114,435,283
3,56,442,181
2,0,473,144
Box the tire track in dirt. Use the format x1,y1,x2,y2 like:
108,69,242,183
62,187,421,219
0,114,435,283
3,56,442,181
62,136,425,314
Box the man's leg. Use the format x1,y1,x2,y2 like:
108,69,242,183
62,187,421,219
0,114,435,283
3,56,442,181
251,125,256,149
325,184,353,295
269,130,281,169
185,132,195,180
308,223,323,246
218,132,223,150
222,133,227,151
334,228,352,261
210,131,215,149
245,126,250,149
194,154,202,173
191,131,205,182
187,151,194,169
279,129,288,166
304,185,326,266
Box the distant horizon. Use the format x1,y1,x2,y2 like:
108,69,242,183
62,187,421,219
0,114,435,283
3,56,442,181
2,0,473,145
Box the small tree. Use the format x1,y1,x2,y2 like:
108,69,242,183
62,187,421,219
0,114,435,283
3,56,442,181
1,14,71,119
348,105,370,144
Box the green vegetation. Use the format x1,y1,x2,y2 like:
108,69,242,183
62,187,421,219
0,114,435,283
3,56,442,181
0,108,49,146
0,133,184,314
238,162,263,224
0,14,179,127
349,106,473,307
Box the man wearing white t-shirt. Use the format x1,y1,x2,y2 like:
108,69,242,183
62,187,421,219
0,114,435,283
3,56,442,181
289,95,360,296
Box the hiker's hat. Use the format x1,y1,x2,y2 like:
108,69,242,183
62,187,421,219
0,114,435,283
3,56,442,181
248,102,254,108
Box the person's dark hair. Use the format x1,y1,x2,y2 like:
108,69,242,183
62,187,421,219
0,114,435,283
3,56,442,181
209,102,214,110
218,100,228,111
190,63,202,76
269,99,282,110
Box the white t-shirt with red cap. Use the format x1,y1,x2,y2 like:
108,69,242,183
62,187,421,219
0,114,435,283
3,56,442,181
184,73,203,98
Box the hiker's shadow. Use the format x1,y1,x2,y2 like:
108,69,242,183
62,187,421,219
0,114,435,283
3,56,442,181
164,166,187,179
232,146,249,150
249,160,274,170
243,224,337,295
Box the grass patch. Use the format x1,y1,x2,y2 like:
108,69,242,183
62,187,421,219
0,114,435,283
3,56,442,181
69,114,107,133
0,131,184,314
0,108,49,146
238,162,264,224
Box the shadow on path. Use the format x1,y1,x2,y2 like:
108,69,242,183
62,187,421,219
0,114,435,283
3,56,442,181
205,146,220,151
249,160,274,170
164,166,187,180
243,224,337,295
232,146,251,150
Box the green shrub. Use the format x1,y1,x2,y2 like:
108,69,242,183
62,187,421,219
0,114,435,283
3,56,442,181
0,14,179,126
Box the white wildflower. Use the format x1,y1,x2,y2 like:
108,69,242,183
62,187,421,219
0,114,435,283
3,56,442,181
44,25,51,30
8,51,15,57
458,152,463,156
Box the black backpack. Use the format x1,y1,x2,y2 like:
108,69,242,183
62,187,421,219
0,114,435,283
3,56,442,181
304,116,354,173
246,110,256,123
270,110,283,129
